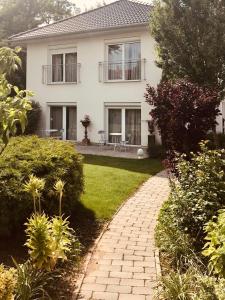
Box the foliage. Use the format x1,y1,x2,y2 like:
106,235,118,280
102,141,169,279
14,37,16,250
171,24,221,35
0,47,21,75
145,80,220,155
54,180,65,216
159,267,197,300
202,209,225,277
159,267,225,300
24,175,45,214
25,214,53,271
50,216,75,266
14,260,51,300
25,213,79,271
155,197,194,267
0,264,17,300
170,142,225,245
24,101,41,135
0,135,83,237
150,0,225,90
0,47,32,153
0,0,78,41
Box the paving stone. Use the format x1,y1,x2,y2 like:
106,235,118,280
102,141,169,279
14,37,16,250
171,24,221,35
77,171,170,299
112,260,133,267
96,277,120,285
133,286,151,295
107,285,132,294
120,278,145,287
92,291,119,300
118,294,146,300
110,271,132,279
81,283,106,292
122,266,144,273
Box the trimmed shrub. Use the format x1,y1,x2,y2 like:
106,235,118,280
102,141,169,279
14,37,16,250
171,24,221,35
155,197,194,268
170,142,225,246
0,136,83,237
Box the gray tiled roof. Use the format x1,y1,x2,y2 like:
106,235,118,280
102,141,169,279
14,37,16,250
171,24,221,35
9,0,151,41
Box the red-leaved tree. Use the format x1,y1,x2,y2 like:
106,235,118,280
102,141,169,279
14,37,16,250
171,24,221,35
145,80,220,154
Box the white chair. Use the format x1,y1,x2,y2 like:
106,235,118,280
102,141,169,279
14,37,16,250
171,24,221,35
98,130,107,148
120,134,132,152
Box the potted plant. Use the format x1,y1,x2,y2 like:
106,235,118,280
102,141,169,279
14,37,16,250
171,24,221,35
80,115,91,145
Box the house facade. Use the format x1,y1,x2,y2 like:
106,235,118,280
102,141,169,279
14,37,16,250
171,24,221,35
9,0,162,146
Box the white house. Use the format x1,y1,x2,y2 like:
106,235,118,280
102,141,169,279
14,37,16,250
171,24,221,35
8,0,162,146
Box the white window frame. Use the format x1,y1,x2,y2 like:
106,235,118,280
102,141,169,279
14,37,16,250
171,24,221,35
106,41,141,82
47,103,77,141
106,106,142,146
48,48,77,84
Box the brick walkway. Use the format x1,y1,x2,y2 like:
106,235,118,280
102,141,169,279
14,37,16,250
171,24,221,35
77,171,170,300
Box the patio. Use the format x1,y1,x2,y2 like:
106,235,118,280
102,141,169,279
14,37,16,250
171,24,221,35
75,144,149,159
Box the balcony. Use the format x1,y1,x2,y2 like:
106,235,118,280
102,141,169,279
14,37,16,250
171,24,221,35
42,63,81,85
98,59,146,82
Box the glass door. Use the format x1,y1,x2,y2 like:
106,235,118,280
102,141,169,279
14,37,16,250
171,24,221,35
50,106,63,138
108,108,141,145
108,109,122,143
125,109,141,145
66,106,77,140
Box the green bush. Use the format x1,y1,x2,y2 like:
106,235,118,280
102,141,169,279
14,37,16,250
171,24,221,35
0,136,83,237
155,197,194,268
170,142,225,246
202,209,225,277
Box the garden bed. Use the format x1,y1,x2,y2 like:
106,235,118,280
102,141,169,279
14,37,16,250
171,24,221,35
0,152,162,299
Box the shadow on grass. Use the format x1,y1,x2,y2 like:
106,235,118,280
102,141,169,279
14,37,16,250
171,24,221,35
70,201,102,253
83,154,163,175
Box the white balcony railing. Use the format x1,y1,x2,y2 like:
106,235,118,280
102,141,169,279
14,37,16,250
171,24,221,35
98,59,146,82
42,63,81,84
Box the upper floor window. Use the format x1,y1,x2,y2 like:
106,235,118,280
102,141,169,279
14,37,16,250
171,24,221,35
52,52,77,83
108,42,141,81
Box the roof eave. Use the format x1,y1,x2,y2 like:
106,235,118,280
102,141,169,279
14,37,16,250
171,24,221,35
8,22,149,44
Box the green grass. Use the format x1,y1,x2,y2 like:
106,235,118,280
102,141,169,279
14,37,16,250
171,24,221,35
81,155,162,220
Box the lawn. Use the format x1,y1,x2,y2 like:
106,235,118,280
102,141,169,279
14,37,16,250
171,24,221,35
81,155,162,220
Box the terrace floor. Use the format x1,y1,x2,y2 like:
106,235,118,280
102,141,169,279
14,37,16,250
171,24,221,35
75,144,148,159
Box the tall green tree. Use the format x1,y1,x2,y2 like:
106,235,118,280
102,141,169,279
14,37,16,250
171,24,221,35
0,0,78,41
150,0,225,90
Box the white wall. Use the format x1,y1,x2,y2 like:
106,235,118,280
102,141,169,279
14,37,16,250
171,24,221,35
26,27,162,146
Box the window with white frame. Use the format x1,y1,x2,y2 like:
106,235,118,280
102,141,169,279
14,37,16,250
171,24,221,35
51,52,77,83
107,42,141,81
107,107,141,145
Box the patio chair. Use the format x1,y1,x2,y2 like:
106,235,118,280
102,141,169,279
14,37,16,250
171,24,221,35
98,130,107,148
120,134,131,152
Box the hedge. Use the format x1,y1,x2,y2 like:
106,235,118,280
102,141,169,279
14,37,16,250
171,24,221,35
0,136,84,237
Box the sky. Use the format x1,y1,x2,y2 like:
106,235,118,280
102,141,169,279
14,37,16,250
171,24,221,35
72,0,152,12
